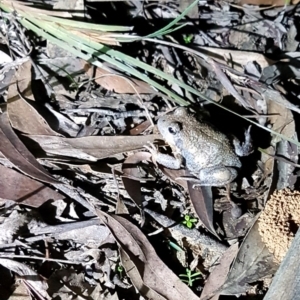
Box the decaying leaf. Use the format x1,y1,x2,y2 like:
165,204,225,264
97,211,199,300
200,243,239,300
120,248,167,300
9,282,31,300
48,269,103,299
0,164,64,207
84,63,155,94
238,0,299,6
122,152,152,181
187,182,218,238
7,60,59,136
0,112,59,184
198,47,274,72
219,217,278,296
0,258,50,299
122,152,154,225
28,134,161,161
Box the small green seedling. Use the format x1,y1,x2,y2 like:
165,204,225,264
182,215,197,228
183,34,194,44
116,264,124,279
179,268,202,287
168,240,184,252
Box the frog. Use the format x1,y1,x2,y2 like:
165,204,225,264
146,107,253,187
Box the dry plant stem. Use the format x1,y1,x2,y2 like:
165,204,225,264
64,108,146,117
44,239,49,259
30,219,100,235
110,164,121,203
0,254,81,264
229,3,275,10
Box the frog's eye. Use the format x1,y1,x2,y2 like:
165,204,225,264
168,122,181,134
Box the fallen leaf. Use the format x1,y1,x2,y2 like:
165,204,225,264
187,182,218,238
120,249,167,300
7,60,59,136
159,166,188,189
3,0,72,17
0,164,64,207
267,95,296,139
219,217,278,295
0,258,50,299
9,282,31,300
64,27,121,46
198,47,275,72
83,62,154,94
122,152,152,181
122,152,153,226
0,112,59,184
129,120,152,135
97,211,199,300
28,134,161,161
200,243,239,300
238,0,299,6
209,58,249,108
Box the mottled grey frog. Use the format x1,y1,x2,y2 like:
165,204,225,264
147,107,253,187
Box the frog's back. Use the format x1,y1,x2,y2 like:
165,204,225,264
178,119,241,173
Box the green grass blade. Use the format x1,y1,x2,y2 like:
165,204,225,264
146,0,199,38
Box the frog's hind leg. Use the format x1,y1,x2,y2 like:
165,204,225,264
198,166,238,187
199,166,242,218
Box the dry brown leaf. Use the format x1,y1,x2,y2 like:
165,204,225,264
238,0,299,6
0,258,50,299
122,152,152,180
2,0,72,17
7,60,59,136
187,182,218,238
120,248,167,300
219,218,278,296
159,166,188,189
122,152,153,225
0,165,64,207
9,282,31,300
0,112,59,184
28,134,161,161
200,243,239,300
83,62,154,94
129,120,152,135
97,211,199,300
198,47,275,72
267,98,295,140
64,27,121,46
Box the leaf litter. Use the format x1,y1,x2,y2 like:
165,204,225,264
0,0,299,299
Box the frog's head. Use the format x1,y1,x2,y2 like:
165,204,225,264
157,107,187,147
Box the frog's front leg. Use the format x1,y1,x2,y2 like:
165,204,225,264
145,142,183,169
233,126,253,156
198,166,238,187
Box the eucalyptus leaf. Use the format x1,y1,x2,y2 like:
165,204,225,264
220,217,278,295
